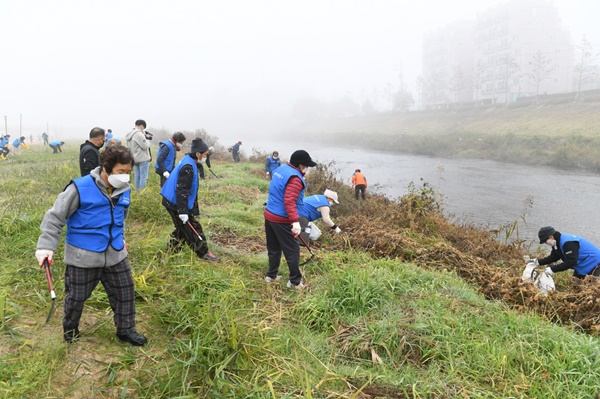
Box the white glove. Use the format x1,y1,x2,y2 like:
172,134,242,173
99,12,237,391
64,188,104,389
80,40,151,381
334,227,341,234
163,171,170,178
178,214,189,224
35,249,54,266
304,227,312,234
291,222,301,235
266,172,270,176
544,267,554,275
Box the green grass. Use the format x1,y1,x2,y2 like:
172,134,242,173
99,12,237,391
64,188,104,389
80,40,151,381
0,143,599,398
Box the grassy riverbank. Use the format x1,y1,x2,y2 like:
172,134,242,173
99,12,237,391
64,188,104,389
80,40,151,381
296,100,600,172
1,145,600,398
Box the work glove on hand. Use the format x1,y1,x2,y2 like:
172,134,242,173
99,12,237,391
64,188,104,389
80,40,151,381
178,214,189,224
35,249,54,266
266,172,270,177
291,222,301,235
163,171,170,178
334,226,342,234
544,267,554,275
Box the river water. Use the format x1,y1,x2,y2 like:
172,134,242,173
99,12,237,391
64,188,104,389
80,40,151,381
249,140,600,245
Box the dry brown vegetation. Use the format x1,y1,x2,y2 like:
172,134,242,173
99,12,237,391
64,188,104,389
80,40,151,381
292,165,600,336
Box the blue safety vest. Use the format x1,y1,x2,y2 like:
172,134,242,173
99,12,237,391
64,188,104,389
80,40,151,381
0,137,8,147
154,140,176,171
559,233,600,275
12,139,22,147
66,175,130,252
265,164,306,218
160,155,198,210
50,141,61,146
300,194,329,221
266,156,281,174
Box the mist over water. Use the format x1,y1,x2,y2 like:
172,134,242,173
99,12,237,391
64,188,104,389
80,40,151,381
250,140,600,246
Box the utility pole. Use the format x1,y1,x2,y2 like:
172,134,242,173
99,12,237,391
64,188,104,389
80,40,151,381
4,115,7,136
20,114,22,136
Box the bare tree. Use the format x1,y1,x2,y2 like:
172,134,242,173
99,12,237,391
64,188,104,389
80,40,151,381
574,35,599,100
425,72,444,108
501,52,520,103
472,60,485,102
415,75,424,110
528,50,556,98
449,65,467,103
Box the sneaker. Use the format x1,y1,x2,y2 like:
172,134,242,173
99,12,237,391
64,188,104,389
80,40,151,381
286,281,306,290
202,252,220,262
265,275,282,283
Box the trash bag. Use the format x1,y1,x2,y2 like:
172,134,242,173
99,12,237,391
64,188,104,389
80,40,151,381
521,261,555,294
308,222,321,241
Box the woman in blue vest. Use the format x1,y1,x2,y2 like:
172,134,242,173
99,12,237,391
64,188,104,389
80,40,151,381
35,144,147,346
298,189,342,243
0,135,9,159
11,136,28,155
49,140,65,153
265,151,281,180
155,131,186,187
264,149,317,289
537,226,600,279
160,138,220,262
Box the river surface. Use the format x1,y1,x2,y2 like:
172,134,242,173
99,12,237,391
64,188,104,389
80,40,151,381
249,140,600,245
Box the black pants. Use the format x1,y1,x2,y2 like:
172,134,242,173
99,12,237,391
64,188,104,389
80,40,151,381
265,219,302,285
164,207,209,258
355,184,366,200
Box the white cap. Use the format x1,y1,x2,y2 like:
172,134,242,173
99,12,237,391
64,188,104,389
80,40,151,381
324,189,339,204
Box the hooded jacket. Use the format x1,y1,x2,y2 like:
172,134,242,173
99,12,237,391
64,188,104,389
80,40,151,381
125,128,151,164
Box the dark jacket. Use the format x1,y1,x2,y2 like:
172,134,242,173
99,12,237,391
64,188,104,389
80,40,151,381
79,140,102,176
160,155,200,215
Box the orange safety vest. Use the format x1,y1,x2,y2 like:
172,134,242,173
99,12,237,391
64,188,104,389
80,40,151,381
352,172,367,187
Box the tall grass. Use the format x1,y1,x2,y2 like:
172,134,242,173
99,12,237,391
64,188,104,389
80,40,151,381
0,143,599,398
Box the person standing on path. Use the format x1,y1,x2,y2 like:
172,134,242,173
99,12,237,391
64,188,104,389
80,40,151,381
160,138,220,262
264,149,317,289
35,144,147,346
80,127,105,176
232,140,242,163
265,151,281,180
351,169,368,200
154,131,186,187
125,119,152,190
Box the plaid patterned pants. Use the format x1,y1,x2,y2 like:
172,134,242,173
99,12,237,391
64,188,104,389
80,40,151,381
63,258,137,334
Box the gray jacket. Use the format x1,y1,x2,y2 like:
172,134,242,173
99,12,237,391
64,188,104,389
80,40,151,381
125,128,151,164
36,167,130,268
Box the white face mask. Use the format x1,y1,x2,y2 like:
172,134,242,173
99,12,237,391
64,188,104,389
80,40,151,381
546,238,556,247
273,156,278,160
176,143,182,150
108,174,130,189
198,157,207,164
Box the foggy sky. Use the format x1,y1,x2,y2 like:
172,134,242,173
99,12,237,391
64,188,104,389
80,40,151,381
1,0,598,143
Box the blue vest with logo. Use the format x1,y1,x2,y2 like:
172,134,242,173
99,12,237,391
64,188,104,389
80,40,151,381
559,233,600,275
0,137,8,147
160,155,198,210
154,140,176,171
265,164,306,218
50,141,61,146
66,175,130,252
300,195,329,221
266,156,281,174
12,138,21,147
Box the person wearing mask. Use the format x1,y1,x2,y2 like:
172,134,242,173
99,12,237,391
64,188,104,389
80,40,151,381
49,141,65,154
537,226,600,280
198,146,215,180
155,131,186,187
264,149,317,289
351,169,368,200
265,151,281,180
298,189,342,244
232,140,242,163
160,138,220,262
125,119,152,190
35,144,147,346
80,127,106,176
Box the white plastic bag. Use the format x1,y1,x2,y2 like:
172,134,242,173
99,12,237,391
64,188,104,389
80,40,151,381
521,261,555,294
308,222,321,241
